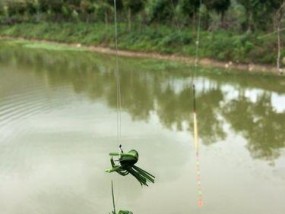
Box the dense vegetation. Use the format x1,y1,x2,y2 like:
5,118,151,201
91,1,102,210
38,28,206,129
0,0,285,69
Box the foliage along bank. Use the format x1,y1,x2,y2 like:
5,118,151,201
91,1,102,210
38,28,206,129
0,0,285,68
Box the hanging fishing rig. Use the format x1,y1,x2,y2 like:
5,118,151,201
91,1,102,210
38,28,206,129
107,2,154,214
106,145,155,186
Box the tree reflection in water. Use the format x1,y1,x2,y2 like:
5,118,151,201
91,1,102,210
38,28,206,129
223,92,285,161
1,41,285,162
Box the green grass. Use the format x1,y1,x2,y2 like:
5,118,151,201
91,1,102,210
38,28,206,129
0,22,284,65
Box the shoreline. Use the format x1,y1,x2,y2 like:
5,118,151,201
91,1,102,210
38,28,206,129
0,36,283,76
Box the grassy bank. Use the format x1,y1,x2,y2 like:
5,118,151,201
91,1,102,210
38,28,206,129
0,22,284,66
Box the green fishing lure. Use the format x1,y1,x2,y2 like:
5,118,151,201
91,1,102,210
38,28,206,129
111,211,133,214
106,145,155,186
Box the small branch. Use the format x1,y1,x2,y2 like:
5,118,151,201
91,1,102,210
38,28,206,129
258,28,285,39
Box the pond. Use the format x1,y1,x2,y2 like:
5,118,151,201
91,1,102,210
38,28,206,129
0,40,285,214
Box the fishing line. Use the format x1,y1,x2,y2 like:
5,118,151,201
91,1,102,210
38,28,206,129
113,0,122,208
113,0,122,142
192,0,204,208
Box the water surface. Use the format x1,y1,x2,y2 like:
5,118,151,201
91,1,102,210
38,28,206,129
0,40,285,214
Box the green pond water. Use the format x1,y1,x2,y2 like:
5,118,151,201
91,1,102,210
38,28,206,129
0,40,285,214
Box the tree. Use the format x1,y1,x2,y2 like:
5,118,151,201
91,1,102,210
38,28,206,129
80,0,96,22
5,0,27,22
204,0,231,27
171,0,201,27
148,0,174,24
38,0,63,21
123,0,145,31
274,1,285,72
237,0,285,32
179,0,200,19
0,2,5,18
25,0,40,21
93,0,115,25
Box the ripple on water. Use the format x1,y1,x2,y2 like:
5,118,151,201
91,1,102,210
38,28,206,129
0,81,76,144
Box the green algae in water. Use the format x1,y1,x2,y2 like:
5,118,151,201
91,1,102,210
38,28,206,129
0,39,88,52
24,42,88,52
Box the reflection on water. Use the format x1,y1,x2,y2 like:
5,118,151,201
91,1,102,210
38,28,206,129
0,40,285,214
